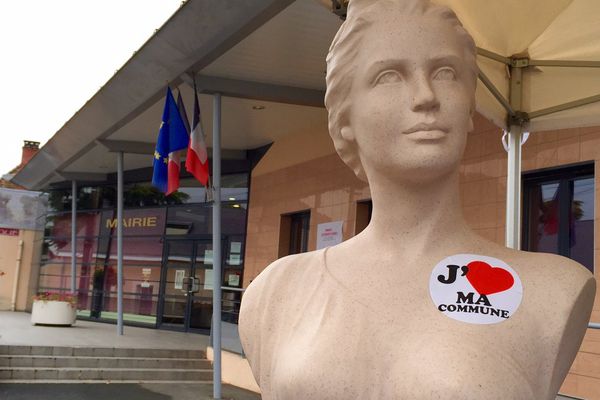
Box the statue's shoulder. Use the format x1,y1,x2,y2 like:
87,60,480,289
512,250,595,301
243,250,324,306
513,250,596,396
238,250,325,388
494,248,595,320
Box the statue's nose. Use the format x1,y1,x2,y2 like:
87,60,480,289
410,76,440,113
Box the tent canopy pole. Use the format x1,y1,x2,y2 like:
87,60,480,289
505,63,525,249
478,69,515,116
529,93,600,119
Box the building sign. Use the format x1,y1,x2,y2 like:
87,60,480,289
316,221,344,250
105,216,158,229
100,208,166,236
0,228,19,236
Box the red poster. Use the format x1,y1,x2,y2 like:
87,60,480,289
0,228,19,236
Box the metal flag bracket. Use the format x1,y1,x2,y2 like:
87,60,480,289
502,130,530,152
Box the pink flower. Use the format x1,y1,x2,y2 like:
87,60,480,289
32,291,77,306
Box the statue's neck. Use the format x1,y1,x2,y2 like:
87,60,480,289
363,170,474,254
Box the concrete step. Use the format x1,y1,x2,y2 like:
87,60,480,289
0,346,205,359
0,355,211,369
0,367,213,381
0,345,212,383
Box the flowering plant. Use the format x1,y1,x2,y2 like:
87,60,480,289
33,291,77,306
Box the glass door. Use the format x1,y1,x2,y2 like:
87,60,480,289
159,240,194,329
158,239,215,332
189,241,214,331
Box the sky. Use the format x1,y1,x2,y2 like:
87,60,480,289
0,0,183,175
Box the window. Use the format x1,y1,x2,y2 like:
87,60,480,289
279,211,310,257
522,164,594,272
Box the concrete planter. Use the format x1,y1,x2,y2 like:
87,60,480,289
31,300,76,326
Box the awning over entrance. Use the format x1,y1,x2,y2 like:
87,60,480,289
12,0,340,190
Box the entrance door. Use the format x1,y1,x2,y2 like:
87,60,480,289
158,239,216,333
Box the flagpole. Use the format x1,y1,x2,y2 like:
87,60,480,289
117,151,124,336
212,93,222,400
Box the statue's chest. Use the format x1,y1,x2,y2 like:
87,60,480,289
268,284,541,400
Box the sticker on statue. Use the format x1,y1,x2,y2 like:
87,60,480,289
429,254,523,324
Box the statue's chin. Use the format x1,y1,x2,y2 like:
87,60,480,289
367,159,461,186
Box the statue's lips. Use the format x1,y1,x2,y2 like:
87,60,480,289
403,123,449,140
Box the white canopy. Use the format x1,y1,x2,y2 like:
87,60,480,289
435,0,600,133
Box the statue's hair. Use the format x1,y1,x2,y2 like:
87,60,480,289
324,0,478,181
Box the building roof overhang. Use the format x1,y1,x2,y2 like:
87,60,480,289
13,0,341,190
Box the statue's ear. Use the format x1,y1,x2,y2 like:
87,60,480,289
341,126,355,142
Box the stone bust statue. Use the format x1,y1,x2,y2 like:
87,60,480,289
239,1,595,399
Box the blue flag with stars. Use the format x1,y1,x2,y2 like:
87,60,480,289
152,87,190,193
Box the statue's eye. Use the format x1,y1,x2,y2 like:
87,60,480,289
433,67,456,81
374,70,402,85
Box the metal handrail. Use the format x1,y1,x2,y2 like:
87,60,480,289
221,286,245,293
588,322,600,329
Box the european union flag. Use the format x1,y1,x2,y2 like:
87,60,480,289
152,87,190,193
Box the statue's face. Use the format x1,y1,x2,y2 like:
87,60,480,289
344,12,474,182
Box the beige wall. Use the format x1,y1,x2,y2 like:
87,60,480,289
244,112,600,399
0,229,43,311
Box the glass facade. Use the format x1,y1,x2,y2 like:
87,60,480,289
38,175,248,331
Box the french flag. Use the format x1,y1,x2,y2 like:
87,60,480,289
185,84,210,186
167,92,191,195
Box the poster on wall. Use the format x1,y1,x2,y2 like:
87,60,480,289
204,269,213,291
0,228,19,236
0,188,47,231
316,221,344,250
174,270,185,290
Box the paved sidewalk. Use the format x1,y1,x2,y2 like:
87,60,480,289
0,311,208,349
0,383,261,400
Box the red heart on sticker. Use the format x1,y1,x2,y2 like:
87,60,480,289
466,261,514,295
